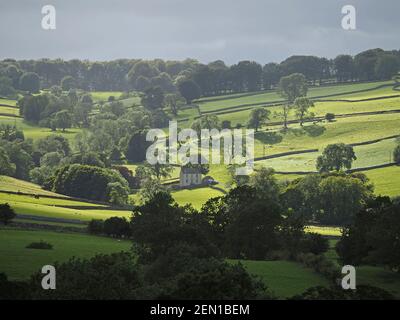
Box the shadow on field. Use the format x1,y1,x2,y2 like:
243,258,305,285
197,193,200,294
303,125,326,137
255,131,283,144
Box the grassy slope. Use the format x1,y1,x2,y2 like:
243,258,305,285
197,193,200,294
256,138,398,172
254,113,400,157
198,81,393,113
172,187,224,209
363,166,400,197
0,175,132,222
0,229,131,280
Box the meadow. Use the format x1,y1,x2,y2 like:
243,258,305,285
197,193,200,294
0,229,131,280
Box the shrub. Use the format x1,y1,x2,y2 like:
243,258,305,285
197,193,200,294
26,241,53,250
87,219,104,235
325,113,335,122
302,233,329,255
104,217,131,238
0,203,16,225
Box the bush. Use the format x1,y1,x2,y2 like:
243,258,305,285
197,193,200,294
325,113,335,122
296,252,340,281
0,203,16,225
26,241,53,250
104,217,131,238
302,233,329,255
87,219,104,235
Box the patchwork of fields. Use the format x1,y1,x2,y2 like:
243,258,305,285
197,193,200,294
1,80,400,296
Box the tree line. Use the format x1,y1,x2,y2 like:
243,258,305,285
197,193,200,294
1,48,399,98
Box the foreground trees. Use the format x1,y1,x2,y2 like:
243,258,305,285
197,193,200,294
336,197,400,271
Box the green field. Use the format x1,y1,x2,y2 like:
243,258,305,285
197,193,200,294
230,259,330,298
172,187,225,209
256,138,398,172
363,166,400,197
0,116,81,141
90,91,123,102
0,229,131,280
198,81,394,113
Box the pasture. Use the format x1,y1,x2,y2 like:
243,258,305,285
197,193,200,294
0,229,131,280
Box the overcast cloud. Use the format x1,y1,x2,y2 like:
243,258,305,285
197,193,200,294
0,0,399,64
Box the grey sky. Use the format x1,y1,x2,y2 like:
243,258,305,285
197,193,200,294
0,0,399,64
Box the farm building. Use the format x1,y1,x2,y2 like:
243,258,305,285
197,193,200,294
179,166,202,187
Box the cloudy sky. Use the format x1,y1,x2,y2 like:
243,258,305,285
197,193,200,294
0,0,398,64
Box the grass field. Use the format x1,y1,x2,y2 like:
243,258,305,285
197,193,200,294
198,81,394,113
256,138,398,172
363,166,400,197
230,259,330,298
0,229,131,280
172,187,225,209
90,91,123,102
0,175,64,196
0,176,133,223
0,98,17,106
0,116,81,141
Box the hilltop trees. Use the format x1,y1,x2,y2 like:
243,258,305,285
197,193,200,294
248,108,270,132
60,75,76,91
19,72,40,93
0,76,15,97
334,55,355,82
178,79,201,104
316,143,357,172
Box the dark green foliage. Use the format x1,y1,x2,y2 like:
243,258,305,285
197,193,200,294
19,72,40,93
317,143,357,172
141,86,164,110
282,173,372,225
26,241,53,250
178,79,201,104
292,285,394,300
0,273,30,300
18,94,49,124
126,131,151,163
104,217,131,238
336,197,400,270
87,219,104,235
52,164,129,203
302,233,329,255
325,113,335,122
0,203,16,225
28,253,139,300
